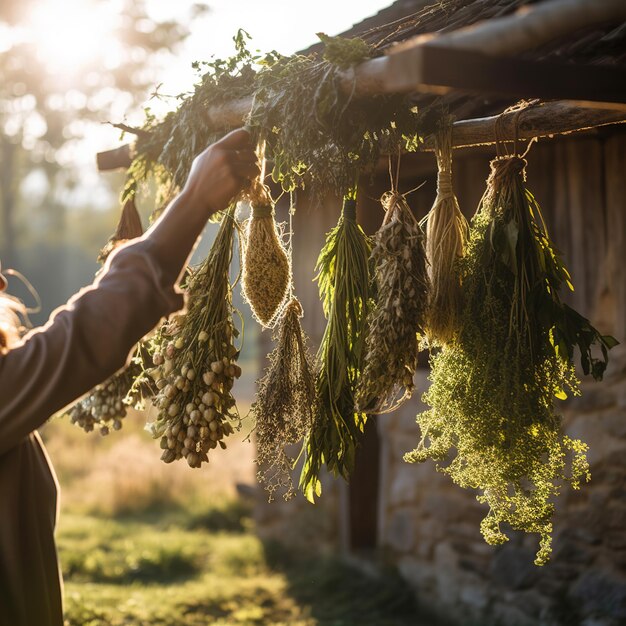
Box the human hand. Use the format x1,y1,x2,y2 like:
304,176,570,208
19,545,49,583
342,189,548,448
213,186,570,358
181,128,259,215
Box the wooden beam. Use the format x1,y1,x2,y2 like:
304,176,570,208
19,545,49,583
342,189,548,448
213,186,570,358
422,101,626,151
97,101,626,170
96,144,133,171
380,44,626,103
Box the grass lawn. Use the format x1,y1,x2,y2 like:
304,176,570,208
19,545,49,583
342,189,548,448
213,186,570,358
45,406,434,625
59,502,424,626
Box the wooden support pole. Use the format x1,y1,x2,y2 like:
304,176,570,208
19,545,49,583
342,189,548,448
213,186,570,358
96,144,133,171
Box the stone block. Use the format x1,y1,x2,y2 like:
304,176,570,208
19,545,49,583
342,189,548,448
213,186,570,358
490,544,539,590
385,508,416,553
387,463,423,507
565,415,626,466
459,583,489,611
492,601,538,626
422,492,468,525
397,555,436,593
604,411,626,438
570,570,626,620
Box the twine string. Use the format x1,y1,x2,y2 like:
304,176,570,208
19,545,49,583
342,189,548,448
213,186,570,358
435,114,454,199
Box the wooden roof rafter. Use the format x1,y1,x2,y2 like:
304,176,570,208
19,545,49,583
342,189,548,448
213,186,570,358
97,0,626,171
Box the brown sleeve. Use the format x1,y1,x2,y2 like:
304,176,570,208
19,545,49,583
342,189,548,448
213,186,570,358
0,238,184,455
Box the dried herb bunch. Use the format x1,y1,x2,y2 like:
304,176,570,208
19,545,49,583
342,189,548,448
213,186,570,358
120,30,259,218
255,297,316,501
145,206,242,468
68,196,147,435
118,31,421,209
422,115,469,345
249,35,421,197
241,178,290,327
68,353,144,436
405,155,617,565
357,185,429,414
300,194,372,502
98,191,144,263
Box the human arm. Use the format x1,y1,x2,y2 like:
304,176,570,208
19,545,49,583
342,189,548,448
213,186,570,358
0,129,258,454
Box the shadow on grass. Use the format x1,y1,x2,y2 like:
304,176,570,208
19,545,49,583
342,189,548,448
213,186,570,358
262,541,449,626
109,497,253,534
63,545,201,585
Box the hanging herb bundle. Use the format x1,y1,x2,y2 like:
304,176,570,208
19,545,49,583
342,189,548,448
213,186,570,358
249,34,421,196
422,115,469,345
405,153,617,565
241,172,290,327
114,30,422,217
68,354,145,435
97,185,144,263
254,297,316,501
120,30,260,219
356,172,429,414
145,206,242,468
67,192,147,435
300,193,372,502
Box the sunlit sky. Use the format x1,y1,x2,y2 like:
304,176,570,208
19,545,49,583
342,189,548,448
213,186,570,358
14,0,392,207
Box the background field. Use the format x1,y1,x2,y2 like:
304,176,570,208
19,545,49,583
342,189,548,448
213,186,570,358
42,394,425,626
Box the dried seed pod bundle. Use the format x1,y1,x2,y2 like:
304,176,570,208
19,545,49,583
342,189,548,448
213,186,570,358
68,355,144,436
423,115,469,345
68,192,147,435
357,188,429,414
145,206,241,468
254,297,316,501
241,179,290,327
300,194,372,502
406,154,617,565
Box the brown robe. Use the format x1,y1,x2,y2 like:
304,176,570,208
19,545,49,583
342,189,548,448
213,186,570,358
0,214,196,625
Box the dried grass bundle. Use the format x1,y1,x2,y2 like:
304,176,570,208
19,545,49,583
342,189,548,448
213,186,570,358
98,194,144,263
423,115,469,345
241,179,290,327
300,195,372,502
254,297,316,501
357,186,429,414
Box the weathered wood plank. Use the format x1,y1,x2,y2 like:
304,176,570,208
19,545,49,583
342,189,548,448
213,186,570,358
604,135,626,339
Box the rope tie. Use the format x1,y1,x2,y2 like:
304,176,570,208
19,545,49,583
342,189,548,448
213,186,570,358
342,198,357,221
490,155,527,186
252,204,273,218
436,169,454,198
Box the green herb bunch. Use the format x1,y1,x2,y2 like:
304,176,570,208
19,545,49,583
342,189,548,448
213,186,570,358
300,194,372,502
405,155,617,565
145,206,242,468
357,188,429,413
249,34,421,196
122,30,261,212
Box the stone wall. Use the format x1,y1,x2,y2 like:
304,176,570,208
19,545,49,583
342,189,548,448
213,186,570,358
375,133,626,626
377,343,626,626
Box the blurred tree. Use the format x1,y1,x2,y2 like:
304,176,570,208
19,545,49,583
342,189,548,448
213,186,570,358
0,0,189,267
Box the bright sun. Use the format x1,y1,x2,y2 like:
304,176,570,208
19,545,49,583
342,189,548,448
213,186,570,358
26,0,115,73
